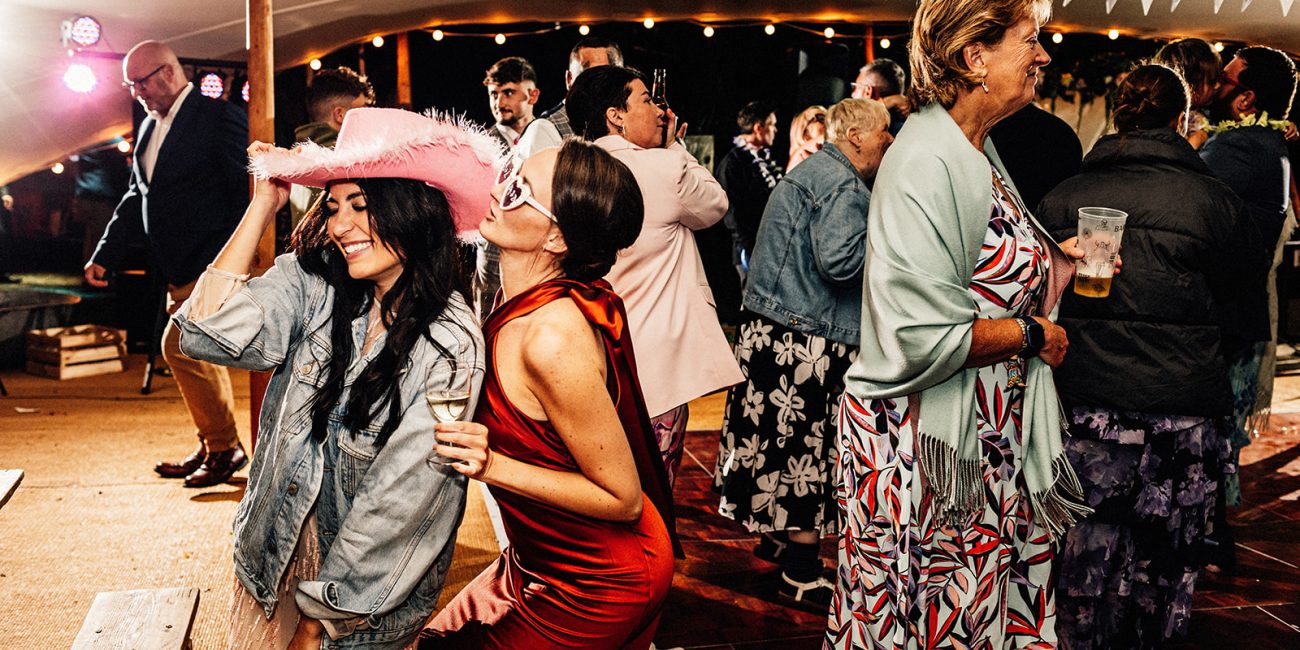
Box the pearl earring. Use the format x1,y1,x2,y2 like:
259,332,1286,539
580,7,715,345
981,79,990,94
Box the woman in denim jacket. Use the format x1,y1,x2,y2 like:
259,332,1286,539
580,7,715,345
714,98,893,611
173,108,496,649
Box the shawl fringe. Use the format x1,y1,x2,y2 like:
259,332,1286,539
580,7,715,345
919,433,1092,542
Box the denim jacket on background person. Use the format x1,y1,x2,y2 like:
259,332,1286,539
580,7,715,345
742,142,870,345
173,252,483,649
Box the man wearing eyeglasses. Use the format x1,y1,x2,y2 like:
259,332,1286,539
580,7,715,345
85,40,250,489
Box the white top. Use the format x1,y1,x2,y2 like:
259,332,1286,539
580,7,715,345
493,123,522,150
514,118,563,160
140,82,194,180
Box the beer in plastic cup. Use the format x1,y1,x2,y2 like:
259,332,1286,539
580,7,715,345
1074,207,1127,298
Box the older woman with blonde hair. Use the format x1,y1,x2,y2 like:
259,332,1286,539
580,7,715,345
787,105,827,171
715,97,892,612
828,0,1105,647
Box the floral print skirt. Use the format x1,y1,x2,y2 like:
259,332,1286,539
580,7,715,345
714,312,857,534
1055,406,1230,650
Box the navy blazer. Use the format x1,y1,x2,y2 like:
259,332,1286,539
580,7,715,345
91,90,249,287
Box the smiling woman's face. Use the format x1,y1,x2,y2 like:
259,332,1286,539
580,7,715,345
982,15,1051,114
325,182,403,292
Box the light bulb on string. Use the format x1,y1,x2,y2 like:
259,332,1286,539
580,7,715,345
51,162,65,175
495,33,507,45
432,30,444,41
1213,41,1225,52
117,140,131,153
703,26,714,38
309,58,322,71
824,27,835,39
880,38,891,49
1052,32,1064,44
643,18,655,29
579,25,590,36
1107,29,1119,40
372,35,385,47
765,24,776,36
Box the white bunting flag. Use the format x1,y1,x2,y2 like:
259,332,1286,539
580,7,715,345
1170,0,1182,10
1214,0,1226,13
1241,0,1254,11
1142,0,1154,13
1282,0,1295,17
1106,0,1119,13
1062,0,1072,6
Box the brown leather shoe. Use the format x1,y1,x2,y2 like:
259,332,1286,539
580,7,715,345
184,443,248,488
155,446,206,478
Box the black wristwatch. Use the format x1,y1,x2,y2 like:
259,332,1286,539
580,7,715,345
1017,317,1046,358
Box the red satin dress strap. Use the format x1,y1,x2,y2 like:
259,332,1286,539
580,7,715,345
421,278,677,650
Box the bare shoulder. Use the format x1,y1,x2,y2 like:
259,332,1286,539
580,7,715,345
518,298,603,376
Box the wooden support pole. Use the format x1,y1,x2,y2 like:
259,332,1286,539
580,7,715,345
246,0,275,446
396,32,412,109
865,24,875,63
247,0,275,270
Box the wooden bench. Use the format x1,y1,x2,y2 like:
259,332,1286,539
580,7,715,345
72,587,200,649
0,469,21,510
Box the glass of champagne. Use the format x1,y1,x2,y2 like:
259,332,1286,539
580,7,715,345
426,358,472,468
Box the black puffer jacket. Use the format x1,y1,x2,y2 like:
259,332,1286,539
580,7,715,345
1038,128,1267,417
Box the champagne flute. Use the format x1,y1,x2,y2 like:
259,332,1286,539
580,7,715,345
426,358,472,468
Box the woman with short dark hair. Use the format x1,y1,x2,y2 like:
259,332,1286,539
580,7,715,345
565,65,740,488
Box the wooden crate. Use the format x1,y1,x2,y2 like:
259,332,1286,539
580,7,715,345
72,587,200,649
25,325,128,380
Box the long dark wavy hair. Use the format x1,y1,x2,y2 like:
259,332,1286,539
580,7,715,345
291,178,472,449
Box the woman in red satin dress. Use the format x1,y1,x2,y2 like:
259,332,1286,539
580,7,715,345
420,140,679,649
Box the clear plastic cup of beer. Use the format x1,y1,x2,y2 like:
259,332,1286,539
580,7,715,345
1074,207,1127,298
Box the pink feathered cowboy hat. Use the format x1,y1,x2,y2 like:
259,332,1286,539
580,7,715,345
249,107,504,237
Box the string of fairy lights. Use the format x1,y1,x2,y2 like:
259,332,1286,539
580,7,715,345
303,18,1241,71
44,14,1245,176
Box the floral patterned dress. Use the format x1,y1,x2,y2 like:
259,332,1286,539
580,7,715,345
827,169,1057,649
1054,408,1228,649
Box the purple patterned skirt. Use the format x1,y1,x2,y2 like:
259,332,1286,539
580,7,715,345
1055,406,1231,649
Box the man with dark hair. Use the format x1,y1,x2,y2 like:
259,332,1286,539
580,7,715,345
85,40,250,488
515,37,623,159
475,57,540,318
1204,46,1297,255
290,66,373,226
852,59,910,135
483,56,540,150
1200,46,1297,568
715,101,782,279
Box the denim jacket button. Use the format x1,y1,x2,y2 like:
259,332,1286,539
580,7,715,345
287,482,298,495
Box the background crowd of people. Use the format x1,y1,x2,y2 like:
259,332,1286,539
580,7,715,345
20,0,1297,647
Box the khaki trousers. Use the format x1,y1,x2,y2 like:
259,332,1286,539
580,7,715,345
162,280,240,452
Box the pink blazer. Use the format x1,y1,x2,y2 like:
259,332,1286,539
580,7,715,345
596,135,744,417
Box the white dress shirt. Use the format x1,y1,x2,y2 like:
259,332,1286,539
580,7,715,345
140,82,195,180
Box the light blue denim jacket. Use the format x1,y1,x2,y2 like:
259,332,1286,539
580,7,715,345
742,142,870,345
174,253,483,648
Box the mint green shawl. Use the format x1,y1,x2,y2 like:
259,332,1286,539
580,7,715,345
842,103,1090,539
